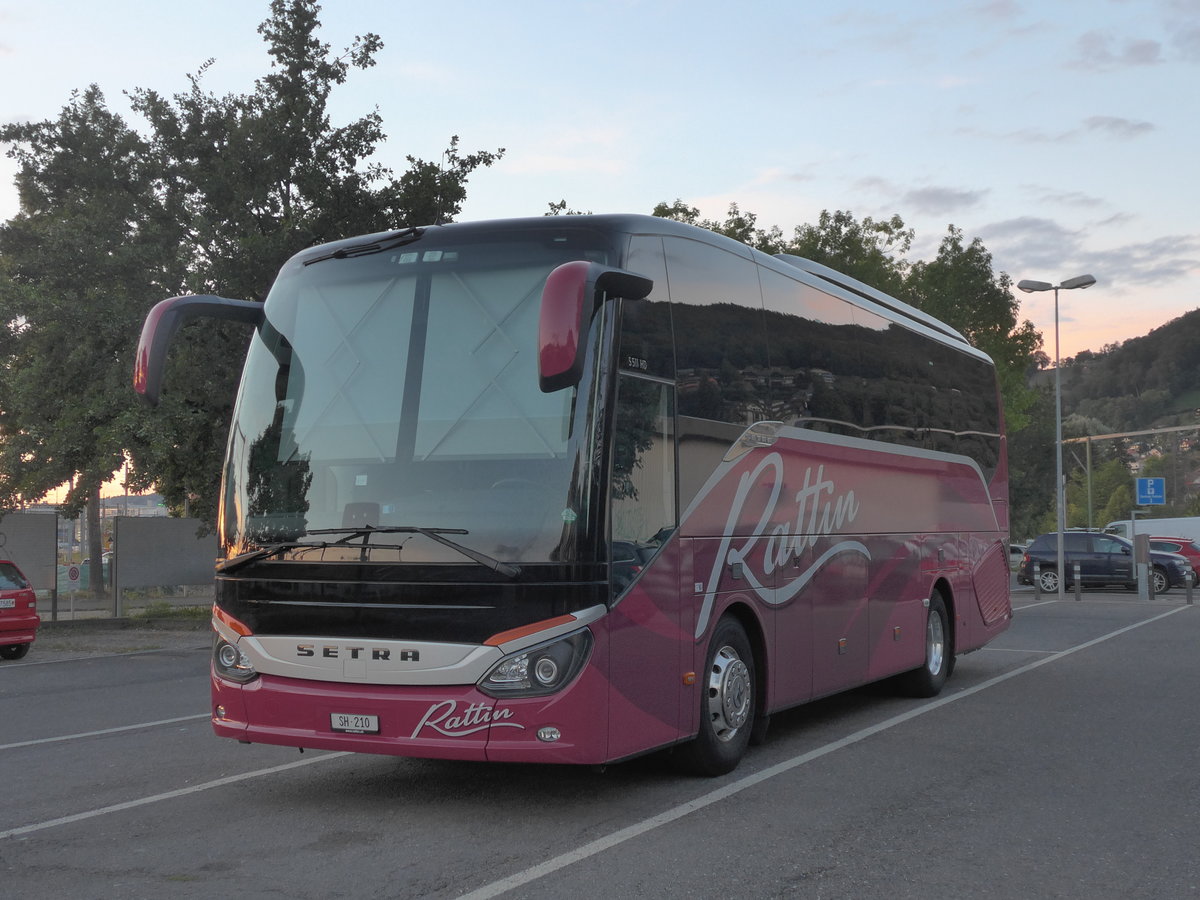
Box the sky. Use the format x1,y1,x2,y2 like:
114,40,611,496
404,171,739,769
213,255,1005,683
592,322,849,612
1,0,1197,361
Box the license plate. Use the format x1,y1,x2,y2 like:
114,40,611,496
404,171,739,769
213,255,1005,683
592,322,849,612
330,712,379,734
0,598,14,609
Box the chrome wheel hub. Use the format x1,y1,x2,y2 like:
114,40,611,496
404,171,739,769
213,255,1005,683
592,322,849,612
926,609,945,676
707,646,751,742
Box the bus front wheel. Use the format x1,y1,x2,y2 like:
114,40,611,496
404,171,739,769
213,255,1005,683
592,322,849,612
675,617,755,777
897,591,952,698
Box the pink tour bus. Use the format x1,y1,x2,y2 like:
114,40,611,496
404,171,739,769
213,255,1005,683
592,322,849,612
135,214,1011,775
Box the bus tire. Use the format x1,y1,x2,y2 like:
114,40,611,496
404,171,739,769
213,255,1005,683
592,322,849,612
675,617,755,777
898,591,951,698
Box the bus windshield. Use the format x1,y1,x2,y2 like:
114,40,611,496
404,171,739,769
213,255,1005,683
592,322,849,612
219,227,615,564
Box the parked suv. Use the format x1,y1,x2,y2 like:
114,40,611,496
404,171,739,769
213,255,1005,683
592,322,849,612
0,559,39,660
1019,532,1193,594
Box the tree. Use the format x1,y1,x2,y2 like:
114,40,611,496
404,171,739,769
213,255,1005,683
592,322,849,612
906,226,1043,431
652,200,786,254
785,209,912,298
0,86,184,591
0,0,504,530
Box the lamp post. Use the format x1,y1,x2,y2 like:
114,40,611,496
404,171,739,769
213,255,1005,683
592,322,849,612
1017,274,1097,600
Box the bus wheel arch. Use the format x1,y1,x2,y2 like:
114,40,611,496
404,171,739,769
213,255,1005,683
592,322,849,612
675,611,760,776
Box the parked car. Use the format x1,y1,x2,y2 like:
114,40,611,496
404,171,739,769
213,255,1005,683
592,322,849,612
0,559,40,660
1019,531,1193,594
1148,537,1200,570
1009,543,1027,570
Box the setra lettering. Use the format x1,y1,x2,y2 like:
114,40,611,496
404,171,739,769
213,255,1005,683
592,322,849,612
294,645,412,662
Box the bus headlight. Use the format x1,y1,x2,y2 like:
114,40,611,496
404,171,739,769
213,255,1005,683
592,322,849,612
213,637,258,683
478,629,592,698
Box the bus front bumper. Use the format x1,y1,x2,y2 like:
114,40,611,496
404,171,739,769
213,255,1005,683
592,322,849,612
211,663,612,765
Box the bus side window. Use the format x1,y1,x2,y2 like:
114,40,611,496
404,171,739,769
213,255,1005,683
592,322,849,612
663,236,769,511
619,235,674,381
758,266,862,435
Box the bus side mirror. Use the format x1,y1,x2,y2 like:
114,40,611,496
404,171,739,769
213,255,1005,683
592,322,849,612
134,294,264,405
537,261,653,393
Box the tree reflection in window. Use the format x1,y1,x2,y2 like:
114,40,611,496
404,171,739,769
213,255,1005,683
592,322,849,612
245,409,312,542
610,374,676,594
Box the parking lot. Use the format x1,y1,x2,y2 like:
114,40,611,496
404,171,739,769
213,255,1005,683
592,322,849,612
2,590,1199,899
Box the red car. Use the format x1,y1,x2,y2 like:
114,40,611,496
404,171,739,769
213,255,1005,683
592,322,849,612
1148,537,1200,571
0,559,39,660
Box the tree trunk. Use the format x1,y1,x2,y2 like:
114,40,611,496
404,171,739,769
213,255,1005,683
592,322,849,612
86,485,105,601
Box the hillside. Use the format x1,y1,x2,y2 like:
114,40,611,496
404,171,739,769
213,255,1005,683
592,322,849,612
1039,306,1200,433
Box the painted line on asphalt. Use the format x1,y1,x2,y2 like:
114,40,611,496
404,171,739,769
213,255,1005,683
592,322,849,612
10,644,211,667
2,605,1189,854
1013,599,1058,610
0,714,211,751
984,647,1060,654
457,604,1192,900
0,752,351,840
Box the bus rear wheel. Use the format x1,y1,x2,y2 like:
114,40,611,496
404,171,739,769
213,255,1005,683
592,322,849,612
897,591,952,698
675,617,755,777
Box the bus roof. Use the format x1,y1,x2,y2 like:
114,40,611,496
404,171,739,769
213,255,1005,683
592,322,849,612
290,214,981,357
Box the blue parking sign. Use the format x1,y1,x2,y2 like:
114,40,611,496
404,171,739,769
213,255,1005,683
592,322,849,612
1136,476,1166,505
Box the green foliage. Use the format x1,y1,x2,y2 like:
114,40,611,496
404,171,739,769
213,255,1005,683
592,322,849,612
1007,385,1055,538
786,210,911,297
652,200,787,255
0,0,502,526
545,200,590,216
1099,482,1135,527
0,86,183,517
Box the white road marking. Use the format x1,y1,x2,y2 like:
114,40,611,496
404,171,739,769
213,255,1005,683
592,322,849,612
0,714,210,751
457,605,1192,900
2,603,1189,889
0,752,350,840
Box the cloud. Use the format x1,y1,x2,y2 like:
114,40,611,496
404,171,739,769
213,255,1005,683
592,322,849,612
1072,31,1164,69
1083,116,1155,138
1093,212,1137,228
752,166,816,185
1026,186,1106,208
963,116,1155,143
981,217,1199,292
902,186,988,215
1171,26,1200,60
853,175,899,197
977,216,1085,271
975,0,1022,19
1079,234,1200,287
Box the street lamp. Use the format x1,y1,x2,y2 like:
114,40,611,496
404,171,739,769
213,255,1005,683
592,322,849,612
1017,274,1097,600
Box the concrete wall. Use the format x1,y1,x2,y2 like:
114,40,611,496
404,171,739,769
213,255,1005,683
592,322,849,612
0,512,58,591
112,516,218,590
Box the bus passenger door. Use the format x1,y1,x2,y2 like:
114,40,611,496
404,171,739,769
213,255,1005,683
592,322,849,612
606,370,685,758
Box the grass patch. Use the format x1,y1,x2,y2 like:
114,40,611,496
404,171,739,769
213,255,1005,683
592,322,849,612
129,601,211,621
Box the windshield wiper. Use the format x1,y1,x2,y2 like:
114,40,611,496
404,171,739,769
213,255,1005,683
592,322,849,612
304,227,425,265
218,525,521,579
216,540,330,574
307,525,522,579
